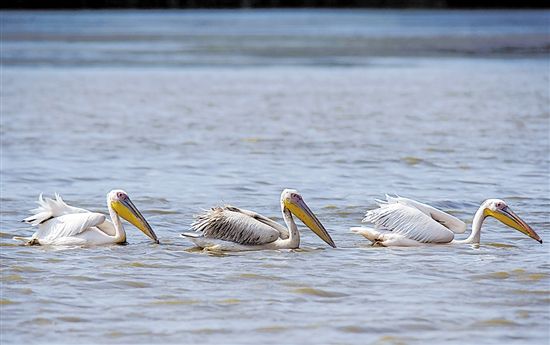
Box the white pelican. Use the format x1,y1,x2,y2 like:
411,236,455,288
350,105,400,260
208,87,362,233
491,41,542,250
181,189,336,251
15,190,159,246
351,195,542,247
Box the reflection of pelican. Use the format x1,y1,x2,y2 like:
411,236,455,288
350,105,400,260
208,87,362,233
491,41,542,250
15,190,159,246
181,189,336,251
351,196,542,247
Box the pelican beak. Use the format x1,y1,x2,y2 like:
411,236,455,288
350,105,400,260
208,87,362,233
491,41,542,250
111,197,160,244
486,206,542,244
285,198,336,248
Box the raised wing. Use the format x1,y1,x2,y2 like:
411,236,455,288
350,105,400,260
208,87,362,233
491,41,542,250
35,213,106,242
363,200,455,243
23,193,88,226
190,206,282,245
379,195,466,234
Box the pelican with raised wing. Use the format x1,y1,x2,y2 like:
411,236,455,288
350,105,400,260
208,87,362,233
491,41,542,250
181,189,336,251
351,195,542,246
15,190,159,246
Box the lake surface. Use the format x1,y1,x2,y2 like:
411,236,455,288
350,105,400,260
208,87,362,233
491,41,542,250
1,10,549,345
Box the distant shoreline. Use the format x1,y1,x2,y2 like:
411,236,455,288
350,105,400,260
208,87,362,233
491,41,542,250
2,1,549,10
3,10,548,68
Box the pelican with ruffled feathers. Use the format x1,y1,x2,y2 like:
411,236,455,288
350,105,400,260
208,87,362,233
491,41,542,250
351,196,542,247
181,189,336,251
15,190,159,246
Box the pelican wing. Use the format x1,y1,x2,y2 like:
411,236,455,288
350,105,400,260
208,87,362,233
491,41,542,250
233,208,289,239
386,196,466,234
191,206,282,245
363,198,455,243
35,213,107,242
23,193,88,226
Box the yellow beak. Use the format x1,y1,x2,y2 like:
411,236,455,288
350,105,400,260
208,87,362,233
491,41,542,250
285,198,336,248
111,197,160,244
485,206,542,244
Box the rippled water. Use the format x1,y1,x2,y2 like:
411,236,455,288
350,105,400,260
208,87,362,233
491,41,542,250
1,10,549,345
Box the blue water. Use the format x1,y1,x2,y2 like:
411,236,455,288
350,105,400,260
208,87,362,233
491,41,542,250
2,10,549,67
1,10,549,345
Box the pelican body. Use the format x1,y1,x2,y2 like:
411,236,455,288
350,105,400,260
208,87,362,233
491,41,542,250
15,190,159,246
181,189,336,251
351,196,542,247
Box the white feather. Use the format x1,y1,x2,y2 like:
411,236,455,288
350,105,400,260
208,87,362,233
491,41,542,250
381,195,466,234
351,227,425,247
353,196,460,245
35,213,106,243
23,193,87,225
17,193,117,246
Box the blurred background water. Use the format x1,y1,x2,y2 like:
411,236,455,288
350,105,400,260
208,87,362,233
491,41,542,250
1,10,549,345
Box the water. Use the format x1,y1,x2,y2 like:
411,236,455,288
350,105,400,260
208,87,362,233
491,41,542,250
1,10,549,345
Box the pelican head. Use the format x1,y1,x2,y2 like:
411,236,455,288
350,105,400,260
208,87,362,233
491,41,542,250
108,190,160,244
483,199,542,244
281,189,336,248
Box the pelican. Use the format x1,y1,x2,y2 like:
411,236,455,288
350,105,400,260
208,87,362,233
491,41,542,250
181,189,336,251
351,195,542,246
14,190,159,246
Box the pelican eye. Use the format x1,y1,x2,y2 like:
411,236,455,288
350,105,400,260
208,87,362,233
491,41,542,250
117,192,127,200
291,193,300,199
